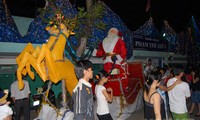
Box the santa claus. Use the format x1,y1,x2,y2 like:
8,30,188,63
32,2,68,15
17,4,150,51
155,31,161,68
93,28,127,78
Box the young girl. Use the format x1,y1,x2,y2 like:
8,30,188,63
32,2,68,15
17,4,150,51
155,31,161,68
189,69,200,116
95,70,113,120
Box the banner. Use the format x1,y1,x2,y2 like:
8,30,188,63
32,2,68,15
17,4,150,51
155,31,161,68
133,34,168,51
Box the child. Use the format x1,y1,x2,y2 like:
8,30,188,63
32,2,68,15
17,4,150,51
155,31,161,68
72,60,94,120
95,70,113,120
0,90,13,120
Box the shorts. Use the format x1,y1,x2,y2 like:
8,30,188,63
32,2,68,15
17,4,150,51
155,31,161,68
171,112,189,120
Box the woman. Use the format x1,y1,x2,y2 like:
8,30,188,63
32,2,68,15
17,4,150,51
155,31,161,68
95,70,113,120
189,69,200,116
143,71,166,120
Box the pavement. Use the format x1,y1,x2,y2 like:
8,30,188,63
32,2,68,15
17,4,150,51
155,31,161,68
25,100,200,120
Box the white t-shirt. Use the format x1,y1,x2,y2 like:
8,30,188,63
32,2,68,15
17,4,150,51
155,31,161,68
95,85,109,115
167,77,190,114
0,104,13,120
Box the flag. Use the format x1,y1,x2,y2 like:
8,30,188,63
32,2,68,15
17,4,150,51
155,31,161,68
145,0,151,12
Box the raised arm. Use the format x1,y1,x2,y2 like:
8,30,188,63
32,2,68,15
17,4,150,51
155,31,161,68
159,78,181,91
192,71,199,84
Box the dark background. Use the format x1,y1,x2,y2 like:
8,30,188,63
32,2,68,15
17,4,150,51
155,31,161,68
6,0,200,33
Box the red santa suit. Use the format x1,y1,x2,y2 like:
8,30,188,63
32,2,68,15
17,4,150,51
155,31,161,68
93,28,127,77
93,28,127,96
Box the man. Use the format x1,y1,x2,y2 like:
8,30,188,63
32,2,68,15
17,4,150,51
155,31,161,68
10,75,31,120
167,68,191,120
92,27,127,78
143,59,156,78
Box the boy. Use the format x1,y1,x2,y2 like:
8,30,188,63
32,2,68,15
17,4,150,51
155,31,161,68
72,60,94,120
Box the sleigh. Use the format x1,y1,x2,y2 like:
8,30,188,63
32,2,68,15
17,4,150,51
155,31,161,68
92,62,145,119
92,62,144,101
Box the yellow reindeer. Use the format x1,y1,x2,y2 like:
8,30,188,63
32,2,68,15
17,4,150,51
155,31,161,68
16,21,78,95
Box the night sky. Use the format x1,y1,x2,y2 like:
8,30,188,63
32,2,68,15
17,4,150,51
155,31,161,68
6,0,200,33
102,0,200,33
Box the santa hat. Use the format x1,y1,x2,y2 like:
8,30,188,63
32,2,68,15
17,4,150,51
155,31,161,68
0,91,8,104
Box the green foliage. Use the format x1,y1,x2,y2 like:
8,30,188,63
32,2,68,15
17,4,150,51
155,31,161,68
36,0,106,41
75,1,107,39
37,0,77,31
35,0,107,57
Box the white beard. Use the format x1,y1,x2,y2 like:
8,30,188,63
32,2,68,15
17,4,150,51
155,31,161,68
103,35,119,53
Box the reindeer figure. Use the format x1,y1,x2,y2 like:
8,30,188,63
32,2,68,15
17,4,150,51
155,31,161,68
16,21,78,95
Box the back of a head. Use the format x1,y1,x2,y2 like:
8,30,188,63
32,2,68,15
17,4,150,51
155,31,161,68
147,71,162,84
96,70,108,80
94,70,108,84
144,71,162,94
173,68,183,76
75,60,93,80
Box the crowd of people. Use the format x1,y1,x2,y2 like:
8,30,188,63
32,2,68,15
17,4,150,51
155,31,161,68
143,61,200,120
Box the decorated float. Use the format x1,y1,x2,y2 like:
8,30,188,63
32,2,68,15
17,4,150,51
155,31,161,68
1,0,200,120
1,0,144,119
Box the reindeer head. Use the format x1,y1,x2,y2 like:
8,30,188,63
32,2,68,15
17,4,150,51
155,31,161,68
46,15,77,38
